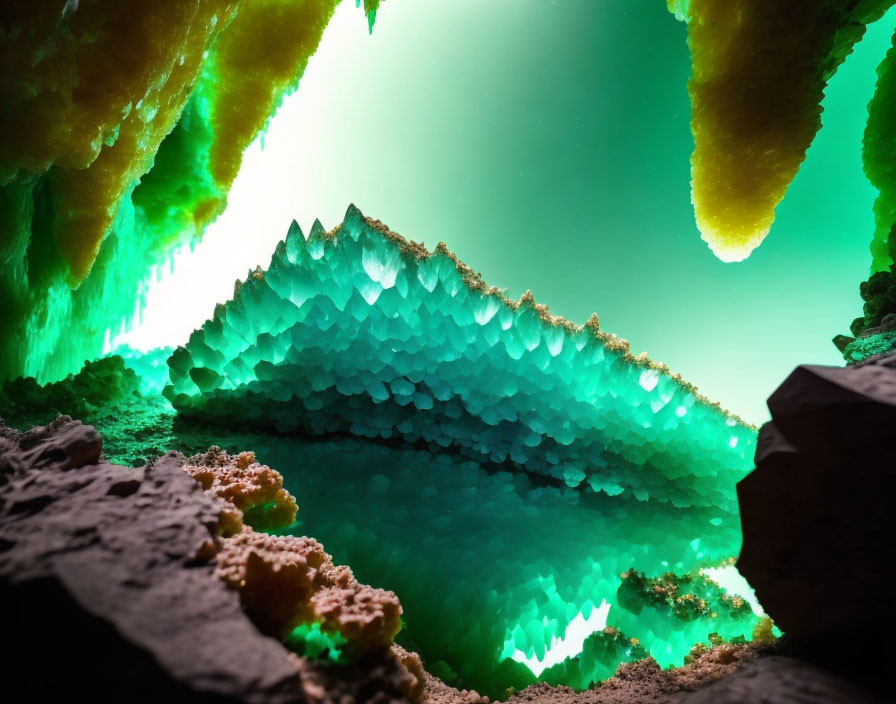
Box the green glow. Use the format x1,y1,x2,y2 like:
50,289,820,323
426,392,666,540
117,1,896,424
509,600,611,676
108,345,174,395
843,328,896,360
16,0,894,696
131,79,221,258
158,205,759,695
261,433,759,697
700,565,765,618
865,19,896,272
2,334,761,696
0,0,369,384
285,622,349,662
164,206,756,511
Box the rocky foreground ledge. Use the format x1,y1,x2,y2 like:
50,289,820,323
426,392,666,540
0,416,421,703
0,413,888,703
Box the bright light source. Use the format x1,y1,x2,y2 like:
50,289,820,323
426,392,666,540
113,1,377,353
700,565,765,617
509,600,612,676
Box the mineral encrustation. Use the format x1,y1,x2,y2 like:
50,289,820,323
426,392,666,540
165,205,756,513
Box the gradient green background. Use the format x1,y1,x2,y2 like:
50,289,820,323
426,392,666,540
120,0,896,425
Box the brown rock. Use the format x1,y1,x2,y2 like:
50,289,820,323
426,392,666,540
0,417,303,703
185,446,298,533
0,417,421,703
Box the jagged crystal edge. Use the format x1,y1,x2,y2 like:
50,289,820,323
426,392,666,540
164,205,756,512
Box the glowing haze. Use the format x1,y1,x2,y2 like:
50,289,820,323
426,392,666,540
115,0,896,424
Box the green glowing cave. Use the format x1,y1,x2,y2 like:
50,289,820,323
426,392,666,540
2,2,896,703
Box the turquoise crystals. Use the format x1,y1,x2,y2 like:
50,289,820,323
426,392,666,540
164,205,755,513
161,205,763,694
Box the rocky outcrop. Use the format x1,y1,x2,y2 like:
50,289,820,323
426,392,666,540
2,406,890,703
184,446,299,533
0,416,418,703
0,416,304,702
0,355,140,427
184,445,404,652
736,352,896,682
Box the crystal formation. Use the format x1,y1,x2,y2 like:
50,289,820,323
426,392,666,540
165,205,755,513
254,433,761,696
670,0,896,354
184,446,299,533
184,444,407,660
0,354,764,696
4,3,892,701
161,205,760,695
5,0,896,379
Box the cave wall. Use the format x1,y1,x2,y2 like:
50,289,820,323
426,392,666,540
0,0,381,382
5,0,896,382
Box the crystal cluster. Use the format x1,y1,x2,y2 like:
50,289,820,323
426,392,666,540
240,432,761,697
165,205,755,513
160,205,761,694
184,446,298,533
0,357,763,694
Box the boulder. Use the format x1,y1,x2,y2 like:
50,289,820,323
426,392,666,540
737,353,896,650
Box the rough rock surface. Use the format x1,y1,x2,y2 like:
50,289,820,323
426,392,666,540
1,412,888,704
0,416,304,703
189,444,405,652
499,646,761,704
494,648,884,704
737,352,896,649
185,446,299,534
0,416,416,703
672,657,886,703
0,355,140,425
215,527,402,650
